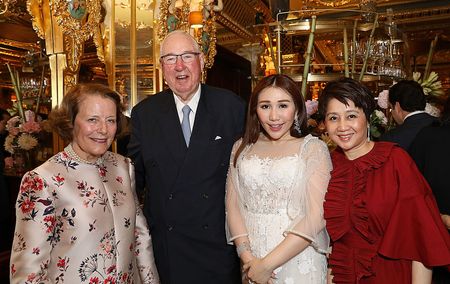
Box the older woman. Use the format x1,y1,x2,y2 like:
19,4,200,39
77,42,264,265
318,78,450,283
10,83,159,283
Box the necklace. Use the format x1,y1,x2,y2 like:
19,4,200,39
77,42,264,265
64,144,102,165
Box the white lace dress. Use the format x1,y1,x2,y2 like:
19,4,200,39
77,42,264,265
226,135,332,284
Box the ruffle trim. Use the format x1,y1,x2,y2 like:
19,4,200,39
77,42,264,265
329,242,377,283
352,142,394,172
325,143,395,282
325,143,395,241
323,158,352,241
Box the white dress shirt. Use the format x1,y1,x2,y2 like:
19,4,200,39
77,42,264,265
173,85,201,131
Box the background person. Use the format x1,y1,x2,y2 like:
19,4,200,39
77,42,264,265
410,95,450,283
10,83,159,283
226,74,331,283
380,80,437,152
128,30,245,283
318,77,450,283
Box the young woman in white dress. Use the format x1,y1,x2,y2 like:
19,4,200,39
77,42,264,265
226,74,332,284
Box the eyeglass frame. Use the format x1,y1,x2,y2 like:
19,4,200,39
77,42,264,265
160,52,201,65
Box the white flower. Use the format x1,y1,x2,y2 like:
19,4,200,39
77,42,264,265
17,133,38,150
377,90,389,109
374,110,388,126
4,135,15,154
425,103,441,117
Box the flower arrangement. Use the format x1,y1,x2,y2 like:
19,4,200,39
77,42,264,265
370,109,388,138
4,63,50,172
377,89,389,110
4,110,42,154
412,71,444,97
305,99,319,117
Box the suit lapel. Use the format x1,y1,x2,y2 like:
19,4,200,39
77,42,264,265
158,90,188,164
189,86,214,150
174,86,216,190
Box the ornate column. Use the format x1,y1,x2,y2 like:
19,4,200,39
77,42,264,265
27,0,103,152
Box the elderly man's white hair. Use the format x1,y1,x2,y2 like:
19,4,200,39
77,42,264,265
160,30,202,56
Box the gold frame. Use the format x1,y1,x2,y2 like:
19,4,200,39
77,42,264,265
50,0,102,43
157,0,218,73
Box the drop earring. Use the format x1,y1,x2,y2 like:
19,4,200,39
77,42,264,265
294,117,302,135
367,123,371,142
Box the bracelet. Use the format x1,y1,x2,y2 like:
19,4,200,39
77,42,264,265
236,241,252,257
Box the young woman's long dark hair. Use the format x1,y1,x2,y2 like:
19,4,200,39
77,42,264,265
234,74,308,166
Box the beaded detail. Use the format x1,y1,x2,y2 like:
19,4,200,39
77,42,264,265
64,144,104,165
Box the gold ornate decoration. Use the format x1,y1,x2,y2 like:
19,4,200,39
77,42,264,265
306,0,354,8
201,1,217,69
50,0,103,43
64,37,84,74
27,0,45,39
157,0,170,42
93,24,105,63
157,0,219,71
157,0,190,41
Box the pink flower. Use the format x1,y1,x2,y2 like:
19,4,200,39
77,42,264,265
21,120,41,133
305,100,318,117
43,216,56,233
57,258,66,268
4,157,13,168
20,199,35,214
104,275,116,284
52,174,65,186
377,90,389,109
27,273,37,282
9,127,19,136
6,116,20,131
90,277,100,284
10,264,16,276
24,110,36,122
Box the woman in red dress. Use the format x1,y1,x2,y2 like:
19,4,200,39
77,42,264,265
318,77,450,283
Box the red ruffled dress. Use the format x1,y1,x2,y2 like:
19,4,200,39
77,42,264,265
324,142,450,283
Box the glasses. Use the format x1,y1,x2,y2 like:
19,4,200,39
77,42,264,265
160,52,200,65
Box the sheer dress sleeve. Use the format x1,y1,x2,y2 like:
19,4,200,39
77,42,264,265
225,140,249,244
285,138,332,253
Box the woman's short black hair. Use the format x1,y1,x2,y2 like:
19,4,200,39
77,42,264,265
318,77,375,120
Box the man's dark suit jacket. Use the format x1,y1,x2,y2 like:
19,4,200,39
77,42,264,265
128,84,246,284
410,124,450,215
380,112,437,152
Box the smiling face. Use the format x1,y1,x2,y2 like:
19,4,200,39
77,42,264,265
324,98,372,159
160,32,204,103
256,86,296,141
71,95,117,162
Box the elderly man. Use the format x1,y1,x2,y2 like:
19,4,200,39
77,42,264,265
128,30,245,284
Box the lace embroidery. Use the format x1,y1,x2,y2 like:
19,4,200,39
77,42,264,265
237,152,327,283
239,154,298,215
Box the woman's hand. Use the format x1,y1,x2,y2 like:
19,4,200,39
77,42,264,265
243,257,275,284
441,214,450,229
